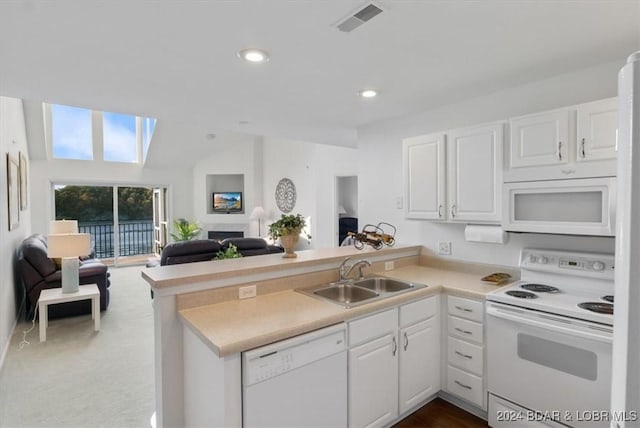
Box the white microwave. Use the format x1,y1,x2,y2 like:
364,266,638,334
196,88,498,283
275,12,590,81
503,177,616,236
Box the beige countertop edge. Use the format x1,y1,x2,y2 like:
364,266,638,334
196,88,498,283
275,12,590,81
143,245,422,289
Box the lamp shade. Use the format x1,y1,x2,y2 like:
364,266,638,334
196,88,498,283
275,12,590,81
50,220,79,234
47,233,91,258
250,206,265,220
338,205,347,215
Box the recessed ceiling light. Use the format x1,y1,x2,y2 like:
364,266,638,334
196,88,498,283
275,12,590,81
238,48,270,63
239,120,249,125
359,89,378,98
206,133,217,140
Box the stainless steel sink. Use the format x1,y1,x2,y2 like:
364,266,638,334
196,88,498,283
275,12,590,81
354,277,416,293
297,277,426,308
311,283,378,307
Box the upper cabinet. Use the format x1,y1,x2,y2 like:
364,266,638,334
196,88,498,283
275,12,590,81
508,108,570,169
505,97,617,182
403,123,504,224
447,123,503,223
576,98,618,163
402,133,446,220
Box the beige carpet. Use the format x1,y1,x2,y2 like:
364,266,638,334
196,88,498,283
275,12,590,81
0,265,154,428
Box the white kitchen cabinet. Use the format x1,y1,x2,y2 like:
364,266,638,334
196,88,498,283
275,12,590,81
349,333,399,428
504,98,618,182
447,123,503,222
403,123,504,224
509,108,570,169
348,295,440,428
576,97,618,163
402,133,446,220
444,294,487,410
399,315,440,413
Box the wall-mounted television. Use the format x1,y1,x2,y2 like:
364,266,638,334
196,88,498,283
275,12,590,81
213,192,242,213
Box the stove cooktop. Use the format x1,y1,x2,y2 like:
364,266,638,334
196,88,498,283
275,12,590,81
487,280,614,326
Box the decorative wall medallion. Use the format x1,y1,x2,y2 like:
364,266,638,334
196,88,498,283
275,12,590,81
275,178,296,213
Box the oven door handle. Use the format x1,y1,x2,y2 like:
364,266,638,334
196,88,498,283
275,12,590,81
486,305,612,344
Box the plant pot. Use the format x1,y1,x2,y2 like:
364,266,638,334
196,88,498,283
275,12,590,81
280,234,300,258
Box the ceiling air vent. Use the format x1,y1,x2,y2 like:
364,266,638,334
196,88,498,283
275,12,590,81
336,3,383,33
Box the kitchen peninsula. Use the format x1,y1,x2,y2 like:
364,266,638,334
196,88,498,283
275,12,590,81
142,245,515,427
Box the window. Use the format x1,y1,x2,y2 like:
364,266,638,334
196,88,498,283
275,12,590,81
51,104,93,160
103,112,137,163
46,103,156,164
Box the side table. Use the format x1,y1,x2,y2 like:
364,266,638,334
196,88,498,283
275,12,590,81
38,284,101,342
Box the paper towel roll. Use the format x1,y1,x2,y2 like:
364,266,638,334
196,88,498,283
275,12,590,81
464,224,507,244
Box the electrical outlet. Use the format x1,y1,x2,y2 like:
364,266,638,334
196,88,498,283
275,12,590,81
395,196,403,210
438,241,452,256
239,285,257,299
385,261,395,271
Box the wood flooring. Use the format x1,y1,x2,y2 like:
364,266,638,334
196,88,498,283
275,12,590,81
393,398,489,428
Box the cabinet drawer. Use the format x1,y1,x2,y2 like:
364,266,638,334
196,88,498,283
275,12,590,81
349,308,397,347
448,315,483,344
447,337,483,376
400,295,439,327
447,295,484,322
447,365,484,408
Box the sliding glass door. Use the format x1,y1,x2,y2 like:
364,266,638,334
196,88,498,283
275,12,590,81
54,184,157,263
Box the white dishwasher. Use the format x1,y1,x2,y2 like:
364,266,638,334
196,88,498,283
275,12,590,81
242,323,347,428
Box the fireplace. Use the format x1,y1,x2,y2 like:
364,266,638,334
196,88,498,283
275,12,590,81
208,231,244,241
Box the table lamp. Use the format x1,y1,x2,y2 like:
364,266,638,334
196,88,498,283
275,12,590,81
48,220,91,293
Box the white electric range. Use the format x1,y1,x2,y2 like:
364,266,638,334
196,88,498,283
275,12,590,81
486,248,614,428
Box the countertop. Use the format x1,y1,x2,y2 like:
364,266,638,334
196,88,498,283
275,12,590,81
179,264,513,357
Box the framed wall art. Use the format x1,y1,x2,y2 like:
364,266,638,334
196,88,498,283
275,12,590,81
6,153,19,230
19,151,28,210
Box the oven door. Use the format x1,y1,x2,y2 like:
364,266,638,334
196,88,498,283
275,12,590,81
486,302,612,427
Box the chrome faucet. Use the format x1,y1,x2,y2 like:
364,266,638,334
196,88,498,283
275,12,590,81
338,257,371,281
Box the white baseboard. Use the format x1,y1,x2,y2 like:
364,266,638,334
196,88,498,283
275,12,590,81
0,316,19,372
438,390,488,420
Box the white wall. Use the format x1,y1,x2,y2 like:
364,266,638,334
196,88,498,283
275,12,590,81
192,137,261,238
358,60,622,267
0,97,32,367
262,138,358,249
29,160,193,235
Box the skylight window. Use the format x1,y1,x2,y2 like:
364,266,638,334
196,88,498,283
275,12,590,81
45,103,156,164
103,111,137,162
51,104,93,160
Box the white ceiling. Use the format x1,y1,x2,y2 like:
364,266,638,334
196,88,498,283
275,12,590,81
1,1,639,167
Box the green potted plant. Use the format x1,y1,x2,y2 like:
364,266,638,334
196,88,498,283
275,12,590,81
170,218,201,242
268,214,311,258
214,243,243,260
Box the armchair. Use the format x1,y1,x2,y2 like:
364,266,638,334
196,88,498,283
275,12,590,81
18,234,110,319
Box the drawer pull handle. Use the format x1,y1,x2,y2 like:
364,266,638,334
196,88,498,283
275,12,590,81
392,336,397,356
455,305,473,312
455,380,472,390
438,204,444,218
581,138,586,158
455,350,473,359
455,327,473,335
403,332,409,351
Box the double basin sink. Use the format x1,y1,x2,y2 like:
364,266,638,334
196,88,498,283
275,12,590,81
297,277,426,308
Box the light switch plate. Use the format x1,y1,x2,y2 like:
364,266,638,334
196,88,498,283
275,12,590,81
385,261,395,271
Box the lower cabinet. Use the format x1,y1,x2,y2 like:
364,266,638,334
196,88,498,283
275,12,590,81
348,295,441,428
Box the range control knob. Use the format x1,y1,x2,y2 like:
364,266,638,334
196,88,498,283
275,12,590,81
592,261,605,271
527,254,537,263
537,256,549,264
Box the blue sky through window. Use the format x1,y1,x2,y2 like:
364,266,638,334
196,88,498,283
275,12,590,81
51,104,93,160
103,112,137,162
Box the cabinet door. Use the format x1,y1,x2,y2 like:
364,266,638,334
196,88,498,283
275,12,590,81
399,316,440,414
349,333,399,428
509,109,570,169
576,97,618,163
403,133,446,220
447,122,503,222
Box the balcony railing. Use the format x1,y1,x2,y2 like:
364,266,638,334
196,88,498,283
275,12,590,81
79,220,154,259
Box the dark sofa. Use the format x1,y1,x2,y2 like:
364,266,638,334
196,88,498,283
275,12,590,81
159,238,283,266
18,234,111,318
